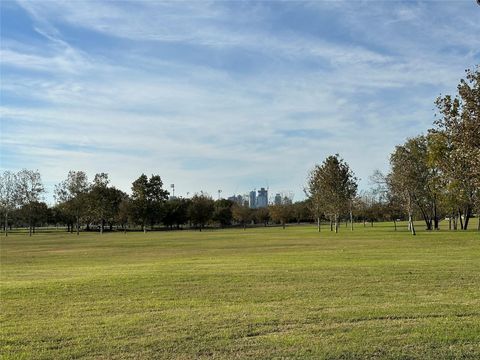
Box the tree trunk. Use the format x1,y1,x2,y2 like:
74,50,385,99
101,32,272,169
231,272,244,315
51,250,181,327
393,219,397,231
350,210,353,231
330,218,333,232
433,202,439,230
76,213,80,235
426,219,432,231
282,221,285,230
317,217,321,232
453,215,457,230
334,214,338,233
408,213,416,236
459,211,464,230
463,206,471,230
448,216,452,230
4,212,8,237
363,218,366,227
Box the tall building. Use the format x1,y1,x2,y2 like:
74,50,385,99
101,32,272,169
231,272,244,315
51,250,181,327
249,191,257,209
257,187,268,208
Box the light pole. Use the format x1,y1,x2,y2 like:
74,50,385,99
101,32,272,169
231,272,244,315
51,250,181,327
170,184,175,199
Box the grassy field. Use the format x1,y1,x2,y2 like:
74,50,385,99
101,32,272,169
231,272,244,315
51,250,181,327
1,221,479,359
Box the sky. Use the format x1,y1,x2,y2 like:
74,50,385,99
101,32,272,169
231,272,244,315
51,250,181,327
1,0,479,204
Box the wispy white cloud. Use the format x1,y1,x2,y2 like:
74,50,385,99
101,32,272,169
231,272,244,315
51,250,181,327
1,0,478,202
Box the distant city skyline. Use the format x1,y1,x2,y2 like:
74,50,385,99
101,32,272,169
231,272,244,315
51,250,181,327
1,1,479,204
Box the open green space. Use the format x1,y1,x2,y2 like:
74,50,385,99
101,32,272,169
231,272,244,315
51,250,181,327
1,222,479,359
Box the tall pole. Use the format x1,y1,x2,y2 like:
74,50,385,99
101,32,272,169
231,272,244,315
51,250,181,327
170,184,175,199
218,189,222,200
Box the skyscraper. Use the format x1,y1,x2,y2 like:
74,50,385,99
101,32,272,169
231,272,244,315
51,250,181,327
257,187,268,208
249,191,257,209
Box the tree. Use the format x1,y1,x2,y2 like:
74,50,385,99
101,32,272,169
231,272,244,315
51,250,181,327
292,200,311,224
55,171,89,235
15,169,45,236
431,66,480,230
130,174,169,232
117,197,132,232
89,173,126,233
0,171,17,236
307,154,358,233
17,201,49,233
213,199,233,227
163,198,190,229
254,207,270,227
269,203,293,229
188,193,214,231
232,204,252,230
389,136,442,233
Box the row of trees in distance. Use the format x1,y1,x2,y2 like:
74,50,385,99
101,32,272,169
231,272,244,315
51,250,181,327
0,169,314,235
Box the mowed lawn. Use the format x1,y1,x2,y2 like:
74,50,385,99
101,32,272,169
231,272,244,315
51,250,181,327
1,221,479,359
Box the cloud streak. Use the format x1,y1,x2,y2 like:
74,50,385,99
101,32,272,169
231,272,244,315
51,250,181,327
1,0,479,202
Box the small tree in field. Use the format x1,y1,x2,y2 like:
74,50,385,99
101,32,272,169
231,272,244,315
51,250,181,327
269,203,293,229
254,207,270,227
55,171,89,235
15,169,45,236
307,154,358,233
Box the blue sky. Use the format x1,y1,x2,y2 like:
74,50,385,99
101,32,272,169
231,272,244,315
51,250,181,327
1,0,479,203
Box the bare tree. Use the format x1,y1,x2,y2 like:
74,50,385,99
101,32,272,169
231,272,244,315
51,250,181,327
0,171,17,236
15,169,45,236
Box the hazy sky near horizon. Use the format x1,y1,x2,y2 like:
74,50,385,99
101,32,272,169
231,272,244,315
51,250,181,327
1,0,479,202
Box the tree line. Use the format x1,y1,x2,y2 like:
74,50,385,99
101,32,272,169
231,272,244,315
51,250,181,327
306,66,479,235
1,67,478,236
0,168,313,235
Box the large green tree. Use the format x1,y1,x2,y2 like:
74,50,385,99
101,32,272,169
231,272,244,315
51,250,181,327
130,174,169,232
163,198,190,229
389,136,441,232
188,193,214,231
431,66,480,230
89,173,127,233
213,199,233,227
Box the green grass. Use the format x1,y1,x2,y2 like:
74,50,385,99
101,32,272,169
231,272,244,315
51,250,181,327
1,221,479,359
